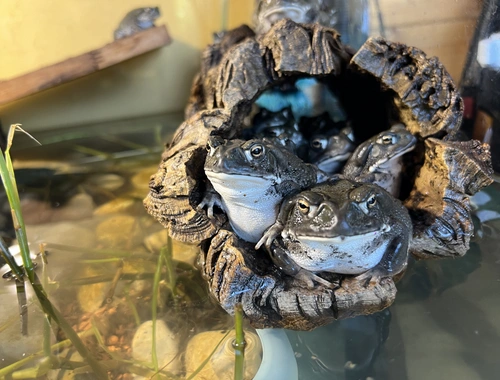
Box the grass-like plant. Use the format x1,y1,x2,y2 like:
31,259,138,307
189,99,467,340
0,124,108,379
233,303,246,380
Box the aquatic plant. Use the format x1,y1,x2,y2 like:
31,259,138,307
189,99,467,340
0,124,108,378
233,303,246,380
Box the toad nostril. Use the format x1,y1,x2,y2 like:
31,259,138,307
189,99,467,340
150,184,163,194
149,175,164,194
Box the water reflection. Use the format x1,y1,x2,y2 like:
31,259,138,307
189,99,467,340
288,309,400,379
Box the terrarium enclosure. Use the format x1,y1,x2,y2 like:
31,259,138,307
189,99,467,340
1,1,500,380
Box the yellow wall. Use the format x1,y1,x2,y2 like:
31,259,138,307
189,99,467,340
0,0,253,130
0,1,478,131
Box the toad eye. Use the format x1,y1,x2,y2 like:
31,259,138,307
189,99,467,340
367,194,377,208
250,144,264,158
381,135,396,145
310,137,327,151
297,200,310,214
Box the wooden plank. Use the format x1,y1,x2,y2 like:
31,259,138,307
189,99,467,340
0,26,171,106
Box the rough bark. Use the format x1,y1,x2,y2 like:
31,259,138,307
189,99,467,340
143,110,231,243
405,138,493,258
259,19,350,77
184,25,255,120
351,37,463,138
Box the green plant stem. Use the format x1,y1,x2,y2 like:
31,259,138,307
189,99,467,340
41,245,52,357
15,280,28,335
233,303,245,380
73,145,112,159
45,243,136,257
3,126,35,284
125,291,141,326
43,310,52,358
151,251,163,373
61,272,154,286
0,125,107,378
100,135,151,151
161,238,177,299
0,150,34,283
30,273,109,378
82,258,123,264
10,356,53,379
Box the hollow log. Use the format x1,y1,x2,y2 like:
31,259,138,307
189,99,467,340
144,20,492,329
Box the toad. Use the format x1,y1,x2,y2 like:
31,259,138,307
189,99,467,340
256,178,412,288
342,124,417,196
201,136,327,243
308,126,356,174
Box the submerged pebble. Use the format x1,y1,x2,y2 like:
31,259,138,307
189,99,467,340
96,215,143,249
131,166,158,192
26,220,96,248
93,196,142,216
21,193,94,225
84,173,126,192
143,230,199,264
131,320,181,373
185,330,262,380
77,267,108,313
128,165,159,199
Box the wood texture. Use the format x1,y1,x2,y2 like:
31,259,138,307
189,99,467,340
351,37,463,138
145,110,231,243
200,229,396,330
405,138,493,258
0,26,171,106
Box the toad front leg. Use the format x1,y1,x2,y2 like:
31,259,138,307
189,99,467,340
255,219,284,251
262,239,337,289
197,184,223,220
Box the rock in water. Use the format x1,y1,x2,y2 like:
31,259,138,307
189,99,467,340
185,330,262,380
131,320,180,373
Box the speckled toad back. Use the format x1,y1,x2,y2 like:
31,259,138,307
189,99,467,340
114,7,160,40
